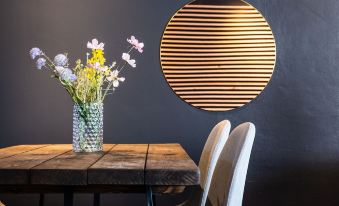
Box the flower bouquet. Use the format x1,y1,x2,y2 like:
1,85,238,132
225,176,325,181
30,37,144,152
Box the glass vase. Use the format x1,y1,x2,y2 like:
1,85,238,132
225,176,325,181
72,102,103,152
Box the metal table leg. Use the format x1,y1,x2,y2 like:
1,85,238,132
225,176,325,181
64,188,73,206
146,186,155,206
39,193,44,206
93,193,100,206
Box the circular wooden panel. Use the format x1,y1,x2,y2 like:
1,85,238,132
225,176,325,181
160,0,276,111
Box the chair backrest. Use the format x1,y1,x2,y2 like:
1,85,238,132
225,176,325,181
207,122,256,206
199,120,231,206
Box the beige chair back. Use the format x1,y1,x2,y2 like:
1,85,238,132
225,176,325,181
199,120,231,206
208,122,256,206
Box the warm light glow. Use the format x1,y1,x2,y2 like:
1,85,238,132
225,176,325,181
160,0,276,111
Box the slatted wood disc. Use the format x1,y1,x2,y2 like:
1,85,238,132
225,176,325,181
160,0,276,111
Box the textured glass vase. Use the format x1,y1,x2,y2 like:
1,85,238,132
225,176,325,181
72,102,103,152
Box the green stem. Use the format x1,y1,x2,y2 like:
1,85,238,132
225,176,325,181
102,81,113,102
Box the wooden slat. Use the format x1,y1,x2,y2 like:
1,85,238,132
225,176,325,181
164,69,272,73
167,78,269,83
165,73,272,78
167,26,271,31
161,52,275,57
162,56,275,61
193,103,245,107
0,145,71,184
162,60,275,65
176,91,261,95
174,13,262,18
162,65,274,69
181,94,257,99
172,86,265,91
169,82,268,86
179,9,259,14
161,45,275,51
165,30,272,36
145,144,199,185
184,4,253,9
162,39,275,44
204,107,238,111
0,145,48,159
163,35,274,40
88,144,149,185
171,18,265,23
30,144,115,185
168,22,270,26
187,99,251,103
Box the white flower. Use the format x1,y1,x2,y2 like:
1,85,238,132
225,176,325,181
107,70,125,87
90,62,108,73
87,38,105,50
55,66,77,82
110,61,117,68
122,53,136,68
55,66,65,74
98,66,108,73
127,36,144,53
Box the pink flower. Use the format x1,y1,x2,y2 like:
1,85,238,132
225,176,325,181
127,36,144,53
87,38,105,50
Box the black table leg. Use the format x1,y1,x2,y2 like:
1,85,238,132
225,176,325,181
39,193,44,206
64,188,74,206
146,186,155,206
93,193,100,206
152,193,156,206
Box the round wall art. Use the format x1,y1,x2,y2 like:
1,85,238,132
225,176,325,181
160,0,276,111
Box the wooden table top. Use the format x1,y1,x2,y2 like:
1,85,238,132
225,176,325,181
0,144,200,187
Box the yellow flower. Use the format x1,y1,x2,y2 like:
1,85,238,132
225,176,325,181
87,49,106,66
84,67,96,81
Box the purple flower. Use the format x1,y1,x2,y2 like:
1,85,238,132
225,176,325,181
70,74,77,82
36,58,46,70
30,47,42,59
60,68,77,82
54,54,68,66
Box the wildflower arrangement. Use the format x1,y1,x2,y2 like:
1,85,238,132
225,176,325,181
29,37,144,152
29,36,144,118
30,37,143,101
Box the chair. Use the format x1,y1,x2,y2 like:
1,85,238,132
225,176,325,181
178,122,255,206
198,120,232,206
177,120,231,206
207,122,256,206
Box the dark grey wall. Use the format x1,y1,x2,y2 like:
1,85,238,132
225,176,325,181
1,0,339,205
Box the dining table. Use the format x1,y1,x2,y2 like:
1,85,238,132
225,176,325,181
0,144,200,206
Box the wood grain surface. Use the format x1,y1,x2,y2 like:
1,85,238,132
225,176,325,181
31,144,115,185
0,145,48,159
88,144,149,185
145,144,200,185
0,144,199,188
0,145,71,184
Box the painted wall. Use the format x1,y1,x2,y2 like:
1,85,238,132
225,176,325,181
1,0,339,205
